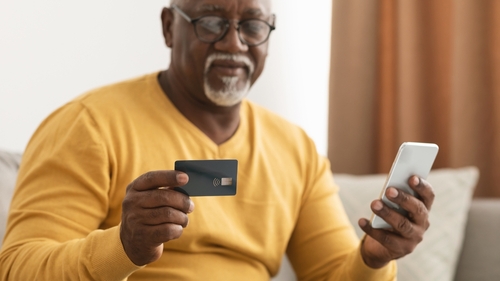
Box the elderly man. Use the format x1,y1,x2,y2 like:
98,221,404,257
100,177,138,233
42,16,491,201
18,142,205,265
0,0,433,280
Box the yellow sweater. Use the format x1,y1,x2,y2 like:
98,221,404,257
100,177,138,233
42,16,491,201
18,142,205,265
0,72,396,280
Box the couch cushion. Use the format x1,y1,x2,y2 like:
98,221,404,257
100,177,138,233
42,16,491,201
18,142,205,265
0,149,22,245
335,167,479,281
454,199,500,281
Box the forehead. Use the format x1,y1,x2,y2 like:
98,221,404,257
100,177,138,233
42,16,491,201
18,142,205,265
178,0,272,16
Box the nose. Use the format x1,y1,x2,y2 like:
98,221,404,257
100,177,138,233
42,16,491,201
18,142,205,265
214,22,249,53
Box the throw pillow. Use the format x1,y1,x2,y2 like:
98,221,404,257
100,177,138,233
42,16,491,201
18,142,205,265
335,167,479,281
0,149,22,245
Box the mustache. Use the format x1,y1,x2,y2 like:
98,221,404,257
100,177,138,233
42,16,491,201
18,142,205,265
204,53,255,75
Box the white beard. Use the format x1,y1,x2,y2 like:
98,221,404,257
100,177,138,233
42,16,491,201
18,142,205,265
203,53,254,107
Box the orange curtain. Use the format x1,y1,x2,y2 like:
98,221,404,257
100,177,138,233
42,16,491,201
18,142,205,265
328,0,500,197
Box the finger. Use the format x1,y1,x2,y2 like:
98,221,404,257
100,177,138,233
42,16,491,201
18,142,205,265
128,170,189,192
408,176,435,211
135,189,194,213
358,218,411,258
145,223,185,245
120,222,183,266
138,206,190,228
385,187,429,227
370,200,417,238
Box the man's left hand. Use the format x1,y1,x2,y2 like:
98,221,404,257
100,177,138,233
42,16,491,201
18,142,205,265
358,175,435,268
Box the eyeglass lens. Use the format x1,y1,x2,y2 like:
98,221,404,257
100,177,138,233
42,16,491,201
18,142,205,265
195,16,271,45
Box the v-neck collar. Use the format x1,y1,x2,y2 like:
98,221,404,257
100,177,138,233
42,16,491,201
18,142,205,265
148,72,248,157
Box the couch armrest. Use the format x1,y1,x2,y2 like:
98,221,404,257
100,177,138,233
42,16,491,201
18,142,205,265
454,199,500,281
0,149,22,245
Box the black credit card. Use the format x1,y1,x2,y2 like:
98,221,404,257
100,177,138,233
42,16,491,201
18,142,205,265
174,159,238,196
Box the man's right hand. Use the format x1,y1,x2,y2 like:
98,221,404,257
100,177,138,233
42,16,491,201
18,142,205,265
120,170,194,266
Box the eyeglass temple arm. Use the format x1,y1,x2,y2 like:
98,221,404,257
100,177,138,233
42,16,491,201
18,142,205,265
172,5,193,23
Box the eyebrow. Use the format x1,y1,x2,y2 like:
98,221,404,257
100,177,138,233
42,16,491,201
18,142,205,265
245,8,265,17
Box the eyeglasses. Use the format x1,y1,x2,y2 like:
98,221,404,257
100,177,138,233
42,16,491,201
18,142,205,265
171,5,276,47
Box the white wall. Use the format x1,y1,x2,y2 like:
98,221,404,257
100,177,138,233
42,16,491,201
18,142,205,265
0,0,331,156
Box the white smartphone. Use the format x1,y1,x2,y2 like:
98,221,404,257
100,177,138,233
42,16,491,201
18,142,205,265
370,142,439,229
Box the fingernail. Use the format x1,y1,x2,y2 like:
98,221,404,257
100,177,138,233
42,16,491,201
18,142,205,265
387,187,398,198
177,173,188,183
411,176,420,187
359,219,367,227
373,200,383,211
188,200,195,213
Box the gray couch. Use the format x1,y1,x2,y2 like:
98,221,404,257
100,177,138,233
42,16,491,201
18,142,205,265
1,150,500,281
455,199,500,281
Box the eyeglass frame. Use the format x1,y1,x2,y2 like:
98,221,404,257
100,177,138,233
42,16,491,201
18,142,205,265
171,4,276,47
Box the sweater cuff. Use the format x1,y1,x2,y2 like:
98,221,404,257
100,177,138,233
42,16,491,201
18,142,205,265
87,225,143,281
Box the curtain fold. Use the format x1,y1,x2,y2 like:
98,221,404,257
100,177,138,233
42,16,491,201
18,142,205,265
328,0,500,197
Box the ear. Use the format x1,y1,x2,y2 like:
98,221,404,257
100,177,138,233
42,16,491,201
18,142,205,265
161,7,174,48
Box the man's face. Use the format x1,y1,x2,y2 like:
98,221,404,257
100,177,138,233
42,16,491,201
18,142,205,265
165,0,272,107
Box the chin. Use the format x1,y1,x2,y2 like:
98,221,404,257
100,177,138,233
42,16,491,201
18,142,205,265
204,77,251,107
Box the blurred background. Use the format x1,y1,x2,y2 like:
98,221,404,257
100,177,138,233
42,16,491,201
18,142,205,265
1,0,499,197
327,0,500,197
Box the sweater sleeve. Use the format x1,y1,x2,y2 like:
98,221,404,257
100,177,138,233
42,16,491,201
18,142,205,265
286,152,397,281
0,102,142,280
